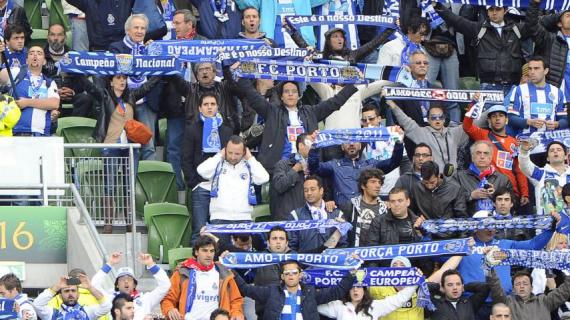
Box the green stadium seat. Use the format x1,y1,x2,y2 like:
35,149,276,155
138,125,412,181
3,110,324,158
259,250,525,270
48,0,70,31
252,183,271,222
24,0,43,30
135,161,178,218
168,247,193,271
460,77,480,90
144,203,191,263
56,117,99,157
158,118,167,161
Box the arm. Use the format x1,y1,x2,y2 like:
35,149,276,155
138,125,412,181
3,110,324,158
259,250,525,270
351,28,396,63
166,75,191,97
308,148,334,177
544,274,570,311
181,122,196,187
232,271,270,304
452,183,469,218
131,76,161,101
508,114,529,130
359,80,392,100
197,153,223,180
17,97,60,110
66,0,88,12
272,161,300,194
462,109,488,140
84,293,112,320
518,151,542,183
234,0,260,10
227,278,245,319
370,286,418,318
31,289,55,320
140,265,171,310
373,142,403,173
247,156,270,185
464,281,490,310
435,4,479,39
287,212,300,251
513,157,530,198
508,87,529,130
389,103,422,142
427,256,464,284
312,84,358,121
308,83,332,100
317,301,341,318
236,78,271,118
512,229,554,250
91,264,114,295
486,269,508,304
368,214,382,246
315,273,355,304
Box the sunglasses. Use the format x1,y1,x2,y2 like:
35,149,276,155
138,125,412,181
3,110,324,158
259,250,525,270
429,114,445,121
282,270,300,276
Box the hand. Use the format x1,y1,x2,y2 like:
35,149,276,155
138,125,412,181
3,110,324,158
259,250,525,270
50,109,60,121
200,228,219,243
144,39,154,46
52,276,67,292
244,147,252,160
551,211,561,226
292,162,304,172
333,216,346,223
520,196,530,206
230,62,240,71
527,118,545,129
519,140,531,152
413,215,426,230
230,315,244,320
471,188,491,200
219,148,226,159
392,125,405,141
325,201,337,213
483,183,495,195
137,253,154,267
545,120,559,130
219,250,231,259
108,251,122,266
78,274,91,290
58,87,75,98
167,309,182,320
472,92,481,102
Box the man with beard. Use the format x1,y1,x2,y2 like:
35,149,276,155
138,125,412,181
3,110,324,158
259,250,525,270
33,274,111,320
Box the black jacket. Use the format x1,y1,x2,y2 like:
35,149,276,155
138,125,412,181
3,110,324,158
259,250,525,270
80,76,160,142
234,271,355,320
410,178,468,220
427,282,490,320
181,118,233,189
454,168,513,216
270,156,305,221
436,2,537,84
368,209,422,246
236,78,358,173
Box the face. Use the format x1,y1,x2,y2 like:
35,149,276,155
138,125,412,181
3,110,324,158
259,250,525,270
48,25,66,52
527,60,548,85
361,177,381,200
389,191,410,218
213,316,230,320
428,108,445,131
442,274,464,300
513,275,532,300
341,142,362,159
61,286,79,306
304,179,324,206
421,174,441,191
487,112,507,132
297,139,311,158
199,96,218,117
233,237,252,250
475,229,497,242
27,46,46,69
7,32,25,51
490,306,511,320
281,83,300,108
407,25,427,44
349,287,365,303
197,63,216,86
126,17,147,43
559,12,570,32
556,237,569,250
413,147,432,172
328,31,345,51
472,143,493,169
268,230,288,253
409,53,429,78
117,301,134,320
195,244,215,267
225,142,245,165
281,263,302,288
391,260,406,268
242,8,260,34
172,13,193,38
547,144,566,165
117,276,136,294
494,193,514,215
0,285,18,299
487,7,506,24
361,110,381,128
111,75,128,92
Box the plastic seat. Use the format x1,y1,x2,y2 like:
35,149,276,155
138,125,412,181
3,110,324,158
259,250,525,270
158,118,167,161
251,183,271,222
168,247,193,271
144,203,191,263
24,0,42,29
48,0,70,31
135,161,178,218
56,117,99,157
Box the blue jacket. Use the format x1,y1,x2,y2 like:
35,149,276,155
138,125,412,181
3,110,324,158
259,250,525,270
189,0,241,39
309,142,404,206
458,229,554,297
235,0,328,46
287,204,347,253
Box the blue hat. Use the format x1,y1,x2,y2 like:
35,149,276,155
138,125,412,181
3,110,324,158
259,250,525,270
486,104,507,117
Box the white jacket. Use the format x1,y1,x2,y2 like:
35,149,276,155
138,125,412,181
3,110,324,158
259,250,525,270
91,264,171,320
310,81,391,130
198,153,270,221
33,289,111,320
317,286,417,320
15,293,37,320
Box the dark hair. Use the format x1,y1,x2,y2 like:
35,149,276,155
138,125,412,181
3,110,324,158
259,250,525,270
362,104,381,117
528,55,549,69
563,183,570,201
441,269,463,287
231,234,251,243
342,287,373,318
295,133,310,152
358,168,384,194
226,135,246,152
210,308,230,320
405,16,430,35
492,187,516,203
193,235,218,256
107,75,131,105
4,24,26,41
304,175,323,189
0,273,21,292
280,260,302,273
323,29,349,60
512,270,532,285
198,93,219,107
414,143,432,155
389,187,409,199
427,104,447,117
547,141,567,155
268,226,289,242
241,6,259,18
278,81,301,99
112,293,133,320
420,161,440,180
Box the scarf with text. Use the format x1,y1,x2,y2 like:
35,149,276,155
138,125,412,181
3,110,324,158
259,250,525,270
313,127,397,148
203,219,352,235
433,0,569,10
286,14,397,29
220,252,362,270
146,39,268,62
0,298,16,320
516,129,570,155
383,87,504,103
200,113,223,153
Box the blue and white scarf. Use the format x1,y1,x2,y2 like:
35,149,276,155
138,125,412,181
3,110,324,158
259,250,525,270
58,51,181,76
323,238,471,261
468,164,495,211
302,267,435,311
383,87,504,103
216,47,318,65
220,252,362,270
433,0,569,10
200,113,223,153
420,0,445,29
53,304,88,320
320,60,414,86
384,0,401,18
147,39,268,62
516,129,570,155
422,215,554,233
401,34,422,66
313,127,395,148
0,0,13,39
210,159,257,205
184,268,198,314
286,14,396,29
203,219,353,235
487,249,570,270
0,298,17,320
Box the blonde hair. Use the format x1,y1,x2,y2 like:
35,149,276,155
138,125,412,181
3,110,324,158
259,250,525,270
546,232,568,251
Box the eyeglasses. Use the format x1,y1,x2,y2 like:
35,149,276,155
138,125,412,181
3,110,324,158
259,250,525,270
283,89,298,95
413,61,429,65
429,114,445,121
413,153,432,158
361,116,377,123
282,270,300,276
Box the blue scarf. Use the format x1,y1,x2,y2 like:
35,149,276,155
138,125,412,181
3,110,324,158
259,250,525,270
0,298,17,320
516,129,570,155
400,34,421,66
286,14,396,28
433,0,569,10
313,127,394,148
146,39,268,62
302,267,435,311
58,51,181,76
200,113,223,153
323,238,471,261
486,249,570,270
203,218,353,235
184,269,198,314
420,0,445,29
468,164,495,211
52,304,88,320
216,47,318,64
383,87,504,103
220,252,362,270
422,215,555,233
210,159,257,205
319,60,414,86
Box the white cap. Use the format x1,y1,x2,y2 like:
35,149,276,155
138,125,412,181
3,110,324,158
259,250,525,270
116,267,135,279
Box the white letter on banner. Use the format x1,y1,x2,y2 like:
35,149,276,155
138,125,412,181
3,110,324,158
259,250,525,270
256,63,267,74
269,64,279,74
329,67,340,78
286,65,296,75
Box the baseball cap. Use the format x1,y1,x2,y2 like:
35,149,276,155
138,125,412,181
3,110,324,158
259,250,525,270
486,105,507,117
116,267,135,279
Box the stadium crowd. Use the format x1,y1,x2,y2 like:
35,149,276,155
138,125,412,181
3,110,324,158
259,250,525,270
3,0,570,319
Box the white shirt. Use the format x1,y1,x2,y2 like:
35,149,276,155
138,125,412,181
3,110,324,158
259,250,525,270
185,268,220,320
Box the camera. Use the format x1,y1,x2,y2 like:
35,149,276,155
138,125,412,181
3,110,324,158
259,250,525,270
66,277,81,285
